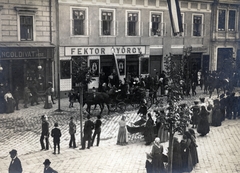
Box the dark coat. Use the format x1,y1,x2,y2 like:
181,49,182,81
44,166,58,173
197,107,210,136
83,120,94,138
9,157,23,173
41,121,49,136
51,128,61,142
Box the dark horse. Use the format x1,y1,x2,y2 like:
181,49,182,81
83,92,110,115
208,76,230,98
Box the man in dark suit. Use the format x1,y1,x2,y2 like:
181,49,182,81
43,159,58,173
80,115,94,149
91,115,102,146
51,122,62,154
8,149,22,173
69,117,76,148
40,115,49,150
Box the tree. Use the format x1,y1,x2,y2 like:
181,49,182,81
161,54,191,173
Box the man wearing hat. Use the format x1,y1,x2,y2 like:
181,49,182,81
51,122,62,154
80,115,94,150
69,117,76,148
43,159,58,173
9,149,22,173
40,115,49,151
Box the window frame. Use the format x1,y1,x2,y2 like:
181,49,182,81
149,11,163,37
19,15,34,41
192,13,204,37
228,9,236,31
126,10,141,37
70,7,88,37
99,8,116,37
218,9,226,31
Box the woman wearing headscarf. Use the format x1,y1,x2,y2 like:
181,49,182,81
180,132,193,172
117,115,128,145
211,99,222,127
147,137,165,173
172,137,182,173
188,128,199,167
144,113,155,145
197,106,210,136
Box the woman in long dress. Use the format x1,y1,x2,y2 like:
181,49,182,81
144,113,155,145
157,111,169,143
211,99,222,127
117,115,128,145
146,137,165,173
44,86,52,109
181,132,193,172
188,129,199,167
4,91,15,113
172,137,182,173
197,106,210,136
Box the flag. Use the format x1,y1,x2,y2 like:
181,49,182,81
167,0,183,35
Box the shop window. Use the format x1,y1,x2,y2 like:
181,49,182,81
20,16,33,41
102,11,112,35
127,12,139,36
60,61,71,79
72,8,87,36
151,13,162,36
193,15,202,36
228,10,236,31
218,9,226,31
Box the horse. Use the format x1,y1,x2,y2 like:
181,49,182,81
83,92,110,115
208,76,230,98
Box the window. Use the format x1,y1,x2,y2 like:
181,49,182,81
72,9,85,35
151,14,161,36
102,12,112,35
20,16,33,41
193,15,202,36
228,10,236,31
127,13,138,36
218,9,226,31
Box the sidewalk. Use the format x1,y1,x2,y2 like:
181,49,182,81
0,89,240,173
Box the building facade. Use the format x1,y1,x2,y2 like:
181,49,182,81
0,0,56,99
58,0,220,96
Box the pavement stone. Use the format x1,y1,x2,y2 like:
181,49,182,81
0,88,240,173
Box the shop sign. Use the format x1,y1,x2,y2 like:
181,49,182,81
0,47,53,59
65,46,146,56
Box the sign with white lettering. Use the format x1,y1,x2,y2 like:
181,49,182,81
0,47,54,59
64,46,146,56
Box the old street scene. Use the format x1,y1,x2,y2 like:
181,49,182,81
0,0,240,173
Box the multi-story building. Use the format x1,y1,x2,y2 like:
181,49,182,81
58,0,216,96
210,0,240,77
0,0,56,98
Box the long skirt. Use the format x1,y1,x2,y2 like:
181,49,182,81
158,126,169,143
44,95,52,109
6,98,15,113
117,126,128,145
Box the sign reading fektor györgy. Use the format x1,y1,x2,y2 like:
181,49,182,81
64,46,146,56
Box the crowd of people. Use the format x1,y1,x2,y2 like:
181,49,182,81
0,82,55,114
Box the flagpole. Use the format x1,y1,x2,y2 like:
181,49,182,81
111,48,120,79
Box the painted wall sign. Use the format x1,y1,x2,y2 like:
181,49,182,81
65,46,146,56
0,47,54,59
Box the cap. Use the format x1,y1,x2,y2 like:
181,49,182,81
43,159,51,165
54,122,58,127
41,115,45,119
9,149,17,155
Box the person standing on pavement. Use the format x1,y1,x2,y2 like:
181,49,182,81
13,86,20,110
68,89,75,108
40,115,49,150
117,115,128,145
80,115,94,149
8,149,22,173
23,85,31,108
197,106,210,136
48,82,55,104
51,122,62,154
4,90,15,114
91,115,102,146
144,113,155,145
43,159,58,173
69,117,76,148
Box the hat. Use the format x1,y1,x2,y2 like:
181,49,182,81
9,149,17,155
194,100,199,104
41,115,45,119
70,117,73,120
54,122,58,127
87,115,91,119
43,159,51,165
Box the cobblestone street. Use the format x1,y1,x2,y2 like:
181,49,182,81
0,88,240,173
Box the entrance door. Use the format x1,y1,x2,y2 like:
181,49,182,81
12,60,24,98
126,55,139,77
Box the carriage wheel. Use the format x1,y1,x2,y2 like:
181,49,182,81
114,102,126,113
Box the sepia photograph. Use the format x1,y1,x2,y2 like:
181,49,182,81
0,0,240,172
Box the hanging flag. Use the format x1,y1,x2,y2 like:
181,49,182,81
112,49,120,78
167,0,183,35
